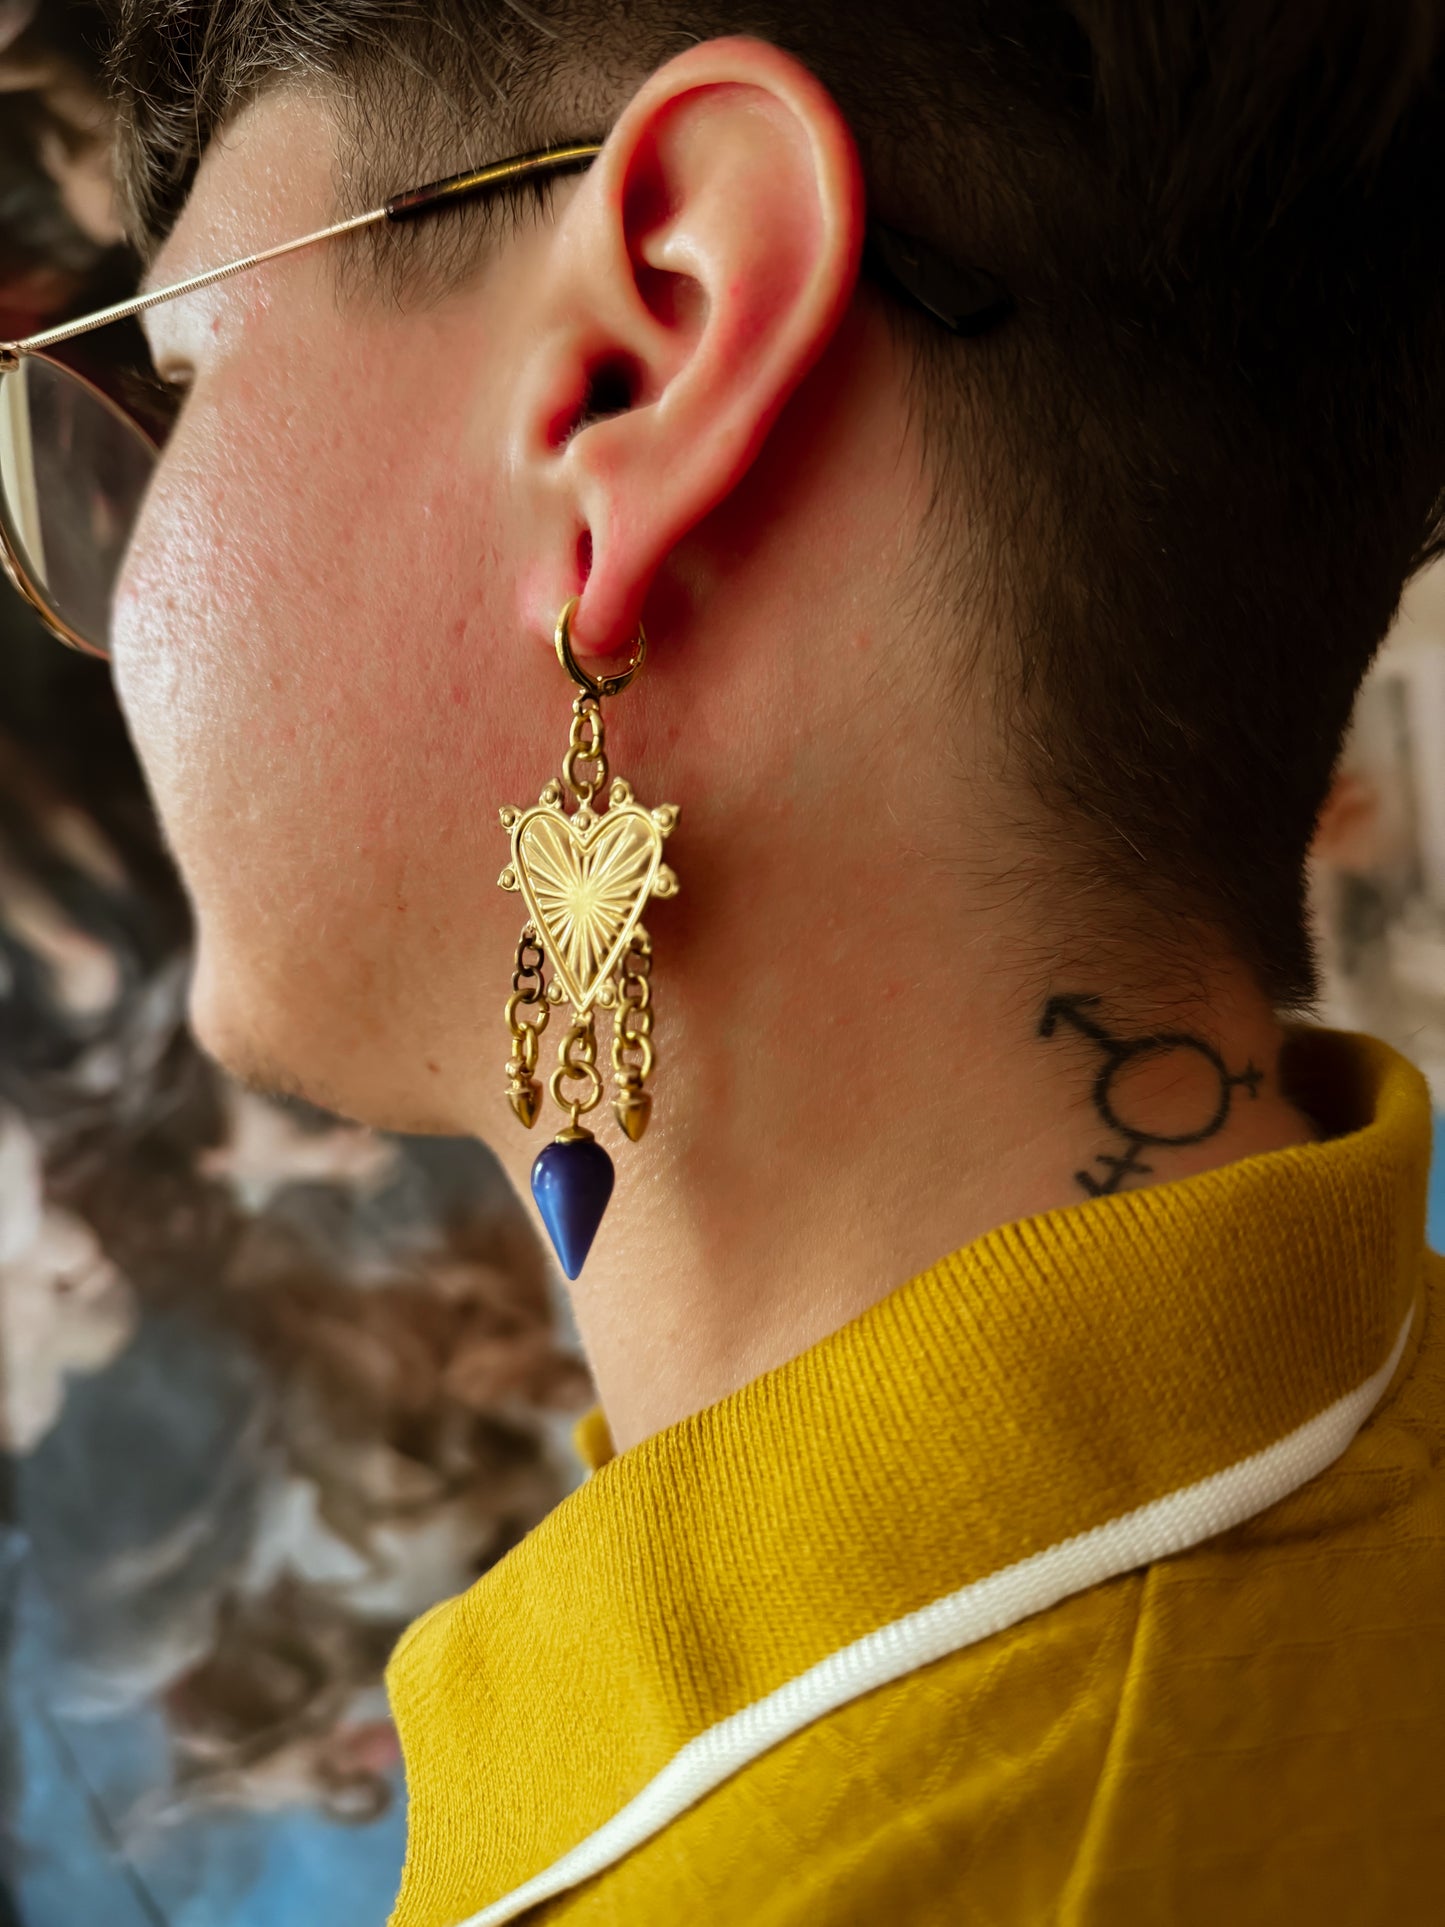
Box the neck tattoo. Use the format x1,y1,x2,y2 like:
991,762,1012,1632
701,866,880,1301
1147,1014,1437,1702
1038,992,1264,1197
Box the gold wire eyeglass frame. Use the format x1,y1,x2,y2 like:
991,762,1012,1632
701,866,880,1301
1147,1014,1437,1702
0,138,1015,659
0,144,603,655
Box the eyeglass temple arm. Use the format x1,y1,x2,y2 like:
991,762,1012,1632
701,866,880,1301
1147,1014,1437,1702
1,145,605,363
1,138,1013,366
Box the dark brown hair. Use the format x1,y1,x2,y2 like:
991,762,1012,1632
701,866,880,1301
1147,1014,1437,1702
107,1,1445,1011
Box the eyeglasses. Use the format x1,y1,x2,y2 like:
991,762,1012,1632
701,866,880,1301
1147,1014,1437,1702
0,141,1014,661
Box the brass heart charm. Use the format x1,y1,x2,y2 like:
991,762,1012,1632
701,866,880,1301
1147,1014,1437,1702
499,780,678,1011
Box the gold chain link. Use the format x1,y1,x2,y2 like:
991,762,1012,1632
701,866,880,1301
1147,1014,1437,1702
504,929,549,1126
561,695,609,806
611,927,655,1140
613,930,654,1082
549,1009,603,1127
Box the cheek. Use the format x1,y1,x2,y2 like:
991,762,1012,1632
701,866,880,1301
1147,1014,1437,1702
111,331,516,969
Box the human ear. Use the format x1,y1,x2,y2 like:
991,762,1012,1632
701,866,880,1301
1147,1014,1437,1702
511,35,864,657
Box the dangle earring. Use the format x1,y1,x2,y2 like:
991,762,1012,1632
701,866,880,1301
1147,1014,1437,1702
498,597,679,1278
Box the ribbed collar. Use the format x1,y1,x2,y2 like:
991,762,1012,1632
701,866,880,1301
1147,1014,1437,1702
387,1025,1431,1919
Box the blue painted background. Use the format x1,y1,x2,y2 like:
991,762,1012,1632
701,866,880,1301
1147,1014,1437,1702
1431,1113,1445,1250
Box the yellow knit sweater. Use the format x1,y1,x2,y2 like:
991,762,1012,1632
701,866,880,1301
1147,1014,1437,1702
386,1025,1445,1925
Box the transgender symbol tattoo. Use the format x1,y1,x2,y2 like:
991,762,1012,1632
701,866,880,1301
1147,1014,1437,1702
1038,993,1264,1197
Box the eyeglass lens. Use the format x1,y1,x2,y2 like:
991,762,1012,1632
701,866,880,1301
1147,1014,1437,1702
0,354,158,658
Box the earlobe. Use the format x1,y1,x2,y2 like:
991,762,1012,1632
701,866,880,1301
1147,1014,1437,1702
513,37,865,659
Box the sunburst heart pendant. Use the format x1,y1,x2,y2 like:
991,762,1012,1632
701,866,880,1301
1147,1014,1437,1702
497,610,678,1279
501,781,678,1013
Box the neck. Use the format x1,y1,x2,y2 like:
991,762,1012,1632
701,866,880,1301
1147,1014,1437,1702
469,338,1323,1453
487,837,1322,1455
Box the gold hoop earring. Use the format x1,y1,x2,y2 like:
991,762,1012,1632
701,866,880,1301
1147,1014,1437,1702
497,597,679,1278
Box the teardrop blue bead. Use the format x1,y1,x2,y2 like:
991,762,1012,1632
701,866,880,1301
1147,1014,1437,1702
530,1132,615,1279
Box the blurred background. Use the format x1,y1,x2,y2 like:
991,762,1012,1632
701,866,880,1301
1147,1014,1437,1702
2,3,1445,1923
0,6,595,1922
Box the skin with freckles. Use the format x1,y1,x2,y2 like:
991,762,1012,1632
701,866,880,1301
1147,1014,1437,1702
114,42,1322,1454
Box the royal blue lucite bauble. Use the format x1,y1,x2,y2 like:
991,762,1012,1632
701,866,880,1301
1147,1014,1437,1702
530,1130,615,1279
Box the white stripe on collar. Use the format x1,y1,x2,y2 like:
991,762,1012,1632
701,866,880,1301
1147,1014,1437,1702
453,1303,1415,1927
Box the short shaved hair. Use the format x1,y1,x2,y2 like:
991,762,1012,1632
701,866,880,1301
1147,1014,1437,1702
109,1,1445,1010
